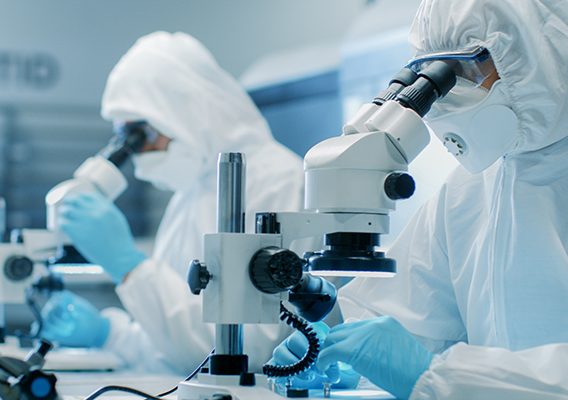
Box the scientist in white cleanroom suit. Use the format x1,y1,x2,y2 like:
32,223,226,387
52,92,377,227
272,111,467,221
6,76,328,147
327,0,568,398
272,0,568,398
39,31,304,372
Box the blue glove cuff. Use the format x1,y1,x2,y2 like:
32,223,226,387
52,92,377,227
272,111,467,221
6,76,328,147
107,250,147,283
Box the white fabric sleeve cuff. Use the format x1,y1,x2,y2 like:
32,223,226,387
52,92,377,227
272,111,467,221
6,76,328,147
101,307,132,351
410,342,568,400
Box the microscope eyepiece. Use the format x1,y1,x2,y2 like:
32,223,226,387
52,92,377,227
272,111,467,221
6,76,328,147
395,61,457,117
103,128,147,167
101,121,158,167
373,67,419,106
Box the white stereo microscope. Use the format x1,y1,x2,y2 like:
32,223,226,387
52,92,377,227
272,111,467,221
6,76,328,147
181,61,456,400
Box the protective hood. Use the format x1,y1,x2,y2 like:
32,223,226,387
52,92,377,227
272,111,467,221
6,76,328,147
101,31,274,180
410,0,568,153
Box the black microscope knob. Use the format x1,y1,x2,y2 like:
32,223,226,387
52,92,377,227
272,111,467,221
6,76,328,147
19,370,58,400
3,255,34,282
187,260,211,295
249,247,303,294
384,172,415,200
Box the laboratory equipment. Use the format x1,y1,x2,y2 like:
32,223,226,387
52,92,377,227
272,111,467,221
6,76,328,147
0,229,62,341
0,242,34,342
0,339,61,400
180,61,457,399
2,119,149,341
340,0,458,249
44,121,149,265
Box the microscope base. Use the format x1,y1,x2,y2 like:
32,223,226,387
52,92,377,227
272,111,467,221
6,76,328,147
177,374,292,400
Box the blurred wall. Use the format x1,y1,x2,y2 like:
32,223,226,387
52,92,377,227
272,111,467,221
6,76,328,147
0,0,367,106
0,0,367,235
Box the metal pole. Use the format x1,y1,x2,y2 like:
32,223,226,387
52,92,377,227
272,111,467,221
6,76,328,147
215,152,245,355
0,197,5,343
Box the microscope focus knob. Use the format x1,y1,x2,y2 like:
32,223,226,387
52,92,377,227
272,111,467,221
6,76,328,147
3,255,34,282
19,369,59,400
384,172,415,200
249,247,304,294
188,260,211,295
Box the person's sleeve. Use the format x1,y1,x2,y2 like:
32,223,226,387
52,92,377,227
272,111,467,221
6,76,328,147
116,258,291,374
102,307,177,373
411,342,568,400
338,182,467,349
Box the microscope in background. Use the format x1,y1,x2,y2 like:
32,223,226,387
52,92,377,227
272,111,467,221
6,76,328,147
0,230,62,344
44,121,150,266
181,61,456,399
1,122,152,344
0,196,59,344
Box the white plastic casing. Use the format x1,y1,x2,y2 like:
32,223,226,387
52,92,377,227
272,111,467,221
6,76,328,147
73,156,128,200
45,156,127,232
364,100,430,163
202,233,283,324
342,102,379,135
304,101,429,214
0,243,34,304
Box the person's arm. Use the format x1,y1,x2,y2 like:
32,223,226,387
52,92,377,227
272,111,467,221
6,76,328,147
338,182,467,350
102,308,177,373
412,342,568,400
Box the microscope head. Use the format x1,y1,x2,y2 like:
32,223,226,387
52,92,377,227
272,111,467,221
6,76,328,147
302,61,456,278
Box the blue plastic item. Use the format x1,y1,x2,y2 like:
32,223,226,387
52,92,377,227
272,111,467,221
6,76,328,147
40,291,110,348
269,321,360,390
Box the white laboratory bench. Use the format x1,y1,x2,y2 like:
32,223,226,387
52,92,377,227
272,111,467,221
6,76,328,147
58,371,181,399
2,338,393,399
59,374,394,400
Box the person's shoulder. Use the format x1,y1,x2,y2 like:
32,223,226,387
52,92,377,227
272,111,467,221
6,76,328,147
445,164,493,191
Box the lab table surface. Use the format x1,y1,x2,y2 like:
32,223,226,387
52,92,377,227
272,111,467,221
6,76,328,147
59,372,393,399
58,371,182,399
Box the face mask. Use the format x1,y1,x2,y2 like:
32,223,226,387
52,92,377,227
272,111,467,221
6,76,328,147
132,141,200,192
426,80,520,174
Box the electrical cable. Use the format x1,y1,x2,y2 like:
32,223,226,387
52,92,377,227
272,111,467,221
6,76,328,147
262,303,320,378
155,347,215,397
84,385,162,400
83,348,215,400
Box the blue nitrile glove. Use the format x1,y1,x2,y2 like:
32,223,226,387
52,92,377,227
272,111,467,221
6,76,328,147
59,191,146,283
269,321,360,390
317,316,433,400
38,291,110,348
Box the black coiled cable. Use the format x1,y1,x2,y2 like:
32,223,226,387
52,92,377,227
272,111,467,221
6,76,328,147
262,303,320,378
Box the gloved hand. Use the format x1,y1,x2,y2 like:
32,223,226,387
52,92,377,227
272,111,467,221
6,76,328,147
59,191,146,283
269,321,360,390
317,316,433,400
39,291,110,348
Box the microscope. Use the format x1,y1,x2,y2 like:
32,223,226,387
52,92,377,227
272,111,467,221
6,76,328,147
44,121,149,265
180,61,456,399
0,229,62,344
0,240,36,343
1,122,150,343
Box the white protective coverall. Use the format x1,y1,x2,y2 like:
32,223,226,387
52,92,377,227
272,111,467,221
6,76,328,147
99,32,304,373
339,0,568,398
